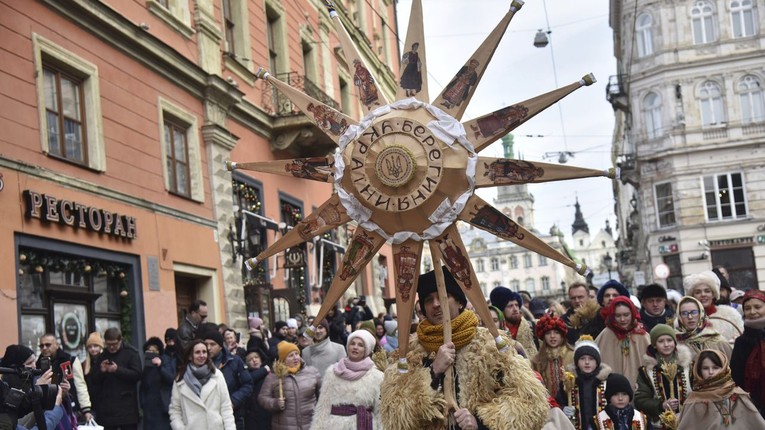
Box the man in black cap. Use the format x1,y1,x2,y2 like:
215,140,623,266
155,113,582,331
490,286,538,359
638,283,674,331
380,266,548,430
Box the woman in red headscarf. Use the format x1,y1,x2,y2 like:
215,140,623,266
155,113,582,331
595,296,650,389
731,289,765,419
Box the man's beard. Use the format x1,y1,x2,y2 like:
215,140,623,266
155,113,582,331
507,314,522,325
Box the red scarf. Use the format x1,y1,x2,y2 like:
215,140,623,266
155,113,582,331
604,297,647,341
505,320,520,339
704,303,718,316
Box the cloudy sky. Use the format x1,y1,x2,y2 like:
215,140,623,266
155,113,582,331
395,0,618,242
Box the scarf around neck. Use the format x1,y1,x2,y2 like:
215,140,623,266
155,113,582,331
417,310,478,353
184,363,213,397
333,356,374,381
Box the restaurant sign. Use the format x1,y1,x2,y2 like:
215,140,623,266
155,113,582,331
22,190,137,240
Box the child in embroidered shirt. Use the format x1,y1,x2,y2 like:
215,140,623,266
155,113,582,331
597,373,647,430
634,324,693,429
556,336,612,430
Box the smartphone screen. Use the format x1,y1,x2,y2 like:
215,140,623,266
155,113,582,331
144,351,159,366
39,356,51,372
60,361,73,380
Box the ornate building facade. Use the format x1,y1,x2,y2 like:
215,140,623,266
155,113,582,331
0,0,398,352
609,0,765,291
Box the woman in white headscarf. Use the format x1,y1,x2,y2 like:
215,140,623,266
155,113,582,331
311,329,384,430
683,271,743,344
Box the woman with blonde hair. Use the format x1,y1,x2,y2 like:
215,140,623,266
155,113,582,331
169,339,236,430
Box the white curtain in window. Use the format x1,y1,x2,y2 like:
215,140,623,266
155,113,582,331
738,75,765,124
699,81,725,126
731,0,755,38
636,13,654,57
691,1,716,44
643,92,663,138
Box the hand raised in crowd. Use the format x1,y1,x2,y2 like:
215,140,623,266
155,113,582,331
100,359,118,373
54,384,63,406
59,379,70,397
35,369,53,385
277,397,285,410
454,408,478,430
432,342,456,375
151,356,162,367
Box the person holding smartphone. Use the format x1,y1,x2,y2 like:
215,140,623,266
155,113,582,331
90,327,142,430
140,337,171,429
36,333,93,423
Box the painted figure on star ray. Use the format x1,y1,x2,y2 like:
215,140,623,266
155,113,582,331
400,42,423,97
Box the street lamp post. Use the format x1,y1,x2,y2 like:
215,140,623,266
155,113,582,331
603,252,613,280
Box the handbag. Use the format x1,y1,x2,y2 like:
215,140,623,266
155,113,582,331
77,418,104,430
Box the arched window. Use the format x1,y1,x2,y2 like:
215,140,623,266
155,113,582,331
731,0,755,38
523,253,533,268
738,75,765,124
643,92,663,138
636,13,654,57
699,81,726,126
511,280,520,290
691,1,716,44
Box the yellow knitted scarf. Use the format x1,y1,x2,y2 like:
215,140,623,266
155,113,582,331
416,310,479,353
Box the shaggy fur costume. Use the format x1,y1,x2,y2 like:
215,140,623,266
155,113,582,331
381,327,548,430
311,365,384,430
708,304,744,344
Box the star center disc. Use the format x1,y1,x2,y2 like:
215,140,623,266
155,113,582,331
374,145,416,188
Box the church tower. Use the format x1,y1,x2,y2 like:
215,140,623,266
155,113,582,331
493,134,535,229
571,197,591,249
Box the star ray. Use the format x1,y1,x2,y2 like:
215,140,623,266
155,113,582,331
396,0,429,103
474,156,617,188
225,156,336,184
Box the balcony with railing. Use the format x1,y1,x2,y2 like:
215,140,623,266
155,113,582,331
606,74,629,112
261,72,342,157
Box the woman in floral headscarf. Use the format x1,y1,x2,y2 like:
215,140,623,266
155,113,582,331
595,296,650,388
676,349,765,429
674,296,732,359
731,289,765,418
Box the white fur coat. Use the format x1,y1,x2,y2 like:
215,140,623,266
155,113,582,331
311,363,384,430
708,304,743,344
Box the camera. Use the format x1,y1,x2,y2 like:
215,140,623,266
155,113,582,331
0,365,58,429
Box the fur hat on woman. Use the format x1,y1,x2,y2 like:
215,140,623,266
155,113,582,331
347,329,376,356
683,271,720,301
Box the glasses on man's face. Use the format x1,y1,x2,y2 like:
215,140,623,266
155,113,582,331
105,341,120,348
39,343,53,349
680,310,700,318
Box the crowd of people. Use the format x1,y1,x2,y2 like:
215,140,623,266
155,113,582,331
2,266,765,430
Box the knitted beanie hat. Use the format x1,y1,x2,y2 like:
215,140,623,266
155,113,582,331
87,331,104,348
277,341,299,362
0,345,34,367
683,271,720,301
287,318,298,329
605,373,634,401
383,320,398,336
649,323,677,346
248,316,263,332
201,329,225,348
573,335,601,368
274,321,288,331
347,329,376,356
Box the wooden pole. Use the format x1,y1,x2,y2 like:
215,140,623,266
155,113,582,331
428,241,458,414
